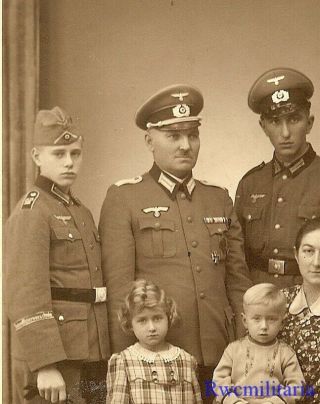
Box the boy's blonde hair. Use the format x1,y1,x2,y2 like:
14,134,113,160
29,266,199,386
243,283,286,314
118,279,180,334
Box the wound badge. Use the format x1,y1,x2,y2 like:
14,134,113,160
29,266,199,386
271,90,289,104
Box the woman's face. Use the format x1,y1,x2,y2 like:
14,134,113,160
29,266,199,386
295,229,320,287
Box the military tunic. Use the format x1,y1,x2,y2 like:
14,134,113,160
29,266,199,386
99,164,251,367
235,145,320,287
5,175,110,402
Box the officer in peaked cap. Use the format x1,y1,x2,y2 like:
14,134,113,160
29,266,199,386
235,67,320,288
99,84,251,402
5,107,110,403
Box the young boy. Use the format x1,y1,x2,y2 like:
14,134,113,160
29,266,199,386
210,283,305,404
5,107,110,404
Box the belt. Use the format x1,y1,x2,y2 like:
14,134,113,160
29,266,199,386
249,256,300,276
51,287,107,303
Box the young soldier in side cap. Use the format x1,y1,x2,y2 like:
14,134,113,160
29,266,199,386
99,84,252,403
5,107,110,404
235,67,320,288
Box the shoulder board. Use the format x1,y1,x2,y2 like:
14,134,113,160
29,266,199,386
241,162,265,180
198,179,227,191
114,176,143,187
21,190,40,210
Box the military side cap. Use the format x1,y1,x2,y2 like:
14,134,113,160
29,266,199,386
248,67,314,117
135,84,204,130
34,106,81,146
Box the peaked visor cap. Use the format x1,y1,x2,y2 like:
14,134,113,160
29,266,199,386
34,106,82,146
135,84,204,130
248,67,314,117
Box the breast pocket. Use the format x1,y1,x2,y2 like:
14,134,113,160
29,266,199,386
137,217,176,258
298,205,320,221
51,225,86,267
205,223,229,262
241,206,264,250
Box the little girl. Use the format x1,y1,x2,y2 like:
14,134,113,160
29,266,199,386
106,279,203,403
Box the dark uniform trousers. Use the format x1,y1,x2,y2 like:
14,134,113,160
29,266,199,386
235,145,320,288
99,164,252,403
5,176,110,404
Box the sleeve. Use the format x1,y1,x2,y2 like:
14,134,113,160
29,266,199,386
234,178,246,230
5,206,67,371
212,344,239,404
190,356,203,404
98,185,136,348
106,353,130,404
274,345,305,404
223,191,252,338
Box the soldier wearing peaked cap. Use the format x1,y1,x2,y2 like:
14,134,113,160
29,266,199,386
99,84,252,402
235,67,320,288
5,107,110,404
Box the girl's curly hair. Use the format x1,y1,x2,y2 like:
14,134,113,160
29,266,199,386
118,279,180,334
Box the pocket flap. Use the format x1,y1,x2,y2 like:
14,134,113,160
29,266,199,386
242,206,263,221
138,217,175,231
53,301,88,322
52,226,82,241
205,223,228,236
298,205,320,220
224,305,235,324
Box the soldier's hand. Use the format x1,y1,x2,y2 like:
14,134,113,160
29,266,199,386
37,365,66,403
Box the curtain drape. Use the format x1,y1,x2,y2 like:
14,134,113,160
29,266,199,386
3,0,39,400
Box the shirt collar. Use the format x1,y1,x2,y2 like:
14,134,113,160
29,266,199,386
289,286,320,316
35,175,80,205
129,343,181,363
272,143,316,177
149,163,195,200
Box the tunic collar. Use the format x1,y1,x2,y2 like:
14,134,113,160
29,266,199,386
289,286,320,316
149,163,195,200
272,144,316,177
129,342,181,363
35,175,80,206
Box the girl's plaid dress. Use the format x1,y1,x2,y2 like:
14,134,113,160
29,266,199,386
106,343,203,403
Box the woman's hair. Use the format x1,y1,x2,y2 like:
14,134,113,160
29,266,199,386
295,218,320,251
243,283,286,314
118,279,180,334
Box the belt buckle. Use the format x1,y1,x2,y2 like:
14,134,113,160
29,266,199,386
94,287,107,303
268,259,285,275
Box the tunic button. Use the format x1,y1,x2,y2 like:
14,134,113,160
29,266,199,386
180,193,186,200
90,243,94,249
195,265,201,273
274,274,279,278
187,216,192,223
154,222,161,230
200,292,205,299
277,197,283,203
312,215,316,219
58,314,64,322
273,248,279,254
191,241,198,248
247,214,252,221
282,174,288,180
95,266,100,271
68,233,73,239
274,224,280,229
82,221,85,226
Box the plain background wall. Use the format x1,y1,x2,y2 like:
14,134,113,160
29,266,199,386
39,0,320,223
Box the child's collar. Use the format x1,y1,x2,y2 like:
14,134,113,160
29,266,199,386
129,342,181,363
